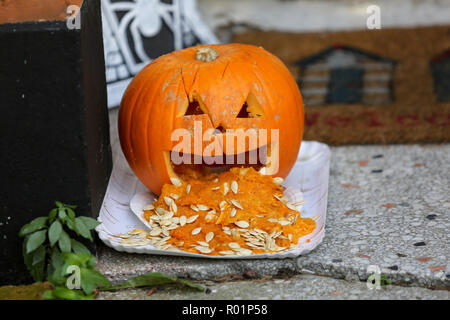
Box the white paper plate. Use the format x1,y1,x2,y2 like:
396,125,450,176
96,141,331,259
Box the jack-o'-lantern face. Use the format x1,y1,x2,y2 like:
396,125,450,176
119,44,304,195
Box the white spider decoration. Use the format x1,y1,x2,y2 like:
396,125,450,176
101,0,219,108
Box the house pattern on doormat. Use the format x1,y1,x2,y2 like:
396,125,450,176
295,45,396,106
101,0,219,108
430,48,450,102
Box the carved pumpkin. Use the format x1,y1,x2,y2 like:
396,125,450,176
119,44,304,195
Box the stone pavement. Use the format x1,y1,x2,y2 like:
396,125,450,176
97,109,449,299
97,274,449,300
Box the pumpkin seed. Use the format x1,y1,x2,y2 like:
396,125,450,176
187,215,199,223
179,215,187,226
170,177,182,186
273,194,284,202
223,182,229,195
219,251,235,255
211,186,220,191
143,204,154,211
235,220,249,228
273,177,284,185
230,208,237,217
228,242,240,249
156,207,169,216
164,196,173,206
205,232,214,242
235,248,252,255
164,211,174,219
278,220,290,226
170,201,177,213
186,184,191,194
160,243,172,250
171,217,180,224
195,246,212,254
190,204,199,212
196,204,209,211
191,227,202,235
230,199,243,210
150,228,162,236
231,181,238,194
129,229,145,235
197,241,210,247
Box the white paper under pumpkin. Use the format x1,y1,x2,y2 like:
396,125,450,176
96,141,330,259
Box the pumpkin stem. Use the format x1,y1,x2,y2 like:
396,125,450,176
196,47,218,62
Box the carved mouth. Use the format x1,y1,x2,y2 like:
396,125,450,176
165,143,278,180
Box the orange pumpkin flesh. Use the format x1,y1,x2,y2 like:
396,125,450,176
141,167,316,256
119,44,304,195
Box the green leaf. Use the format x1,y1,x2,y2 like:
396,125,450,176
22,239,34,273
49,208,58,224
64,217,77,234
58,208,67,220
58,230,71,253
61,252,92,267
47,247,62,277
71,239,91,254
177,278,208,292
41,290,55,300
26,230,47,254
19,217,48,237
100,272,204,292
49,286,86,300
29,255,45,282
75,218,93,241
55,201,63,208
66,208,76,220
48,220,62,247
77,216,101,230
80,268,110,295
50,247,63,270
32,245,46,266
23,237,44,281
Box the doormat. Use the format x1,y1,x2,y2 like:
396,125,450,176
233,26,450,145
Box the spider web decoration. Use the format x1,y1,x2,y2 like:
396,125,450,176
102,0,220,108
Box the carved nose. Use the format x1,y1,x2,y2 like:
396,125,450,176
213,125,226,134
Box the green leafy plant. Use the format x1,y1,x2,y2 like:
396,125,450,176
42,252,110,300
19,201,205,300
18,201,100,282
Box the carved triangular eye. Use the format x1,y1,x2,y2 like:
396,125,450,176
237,102,251,118
237,93,265,118
185,100,205,115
